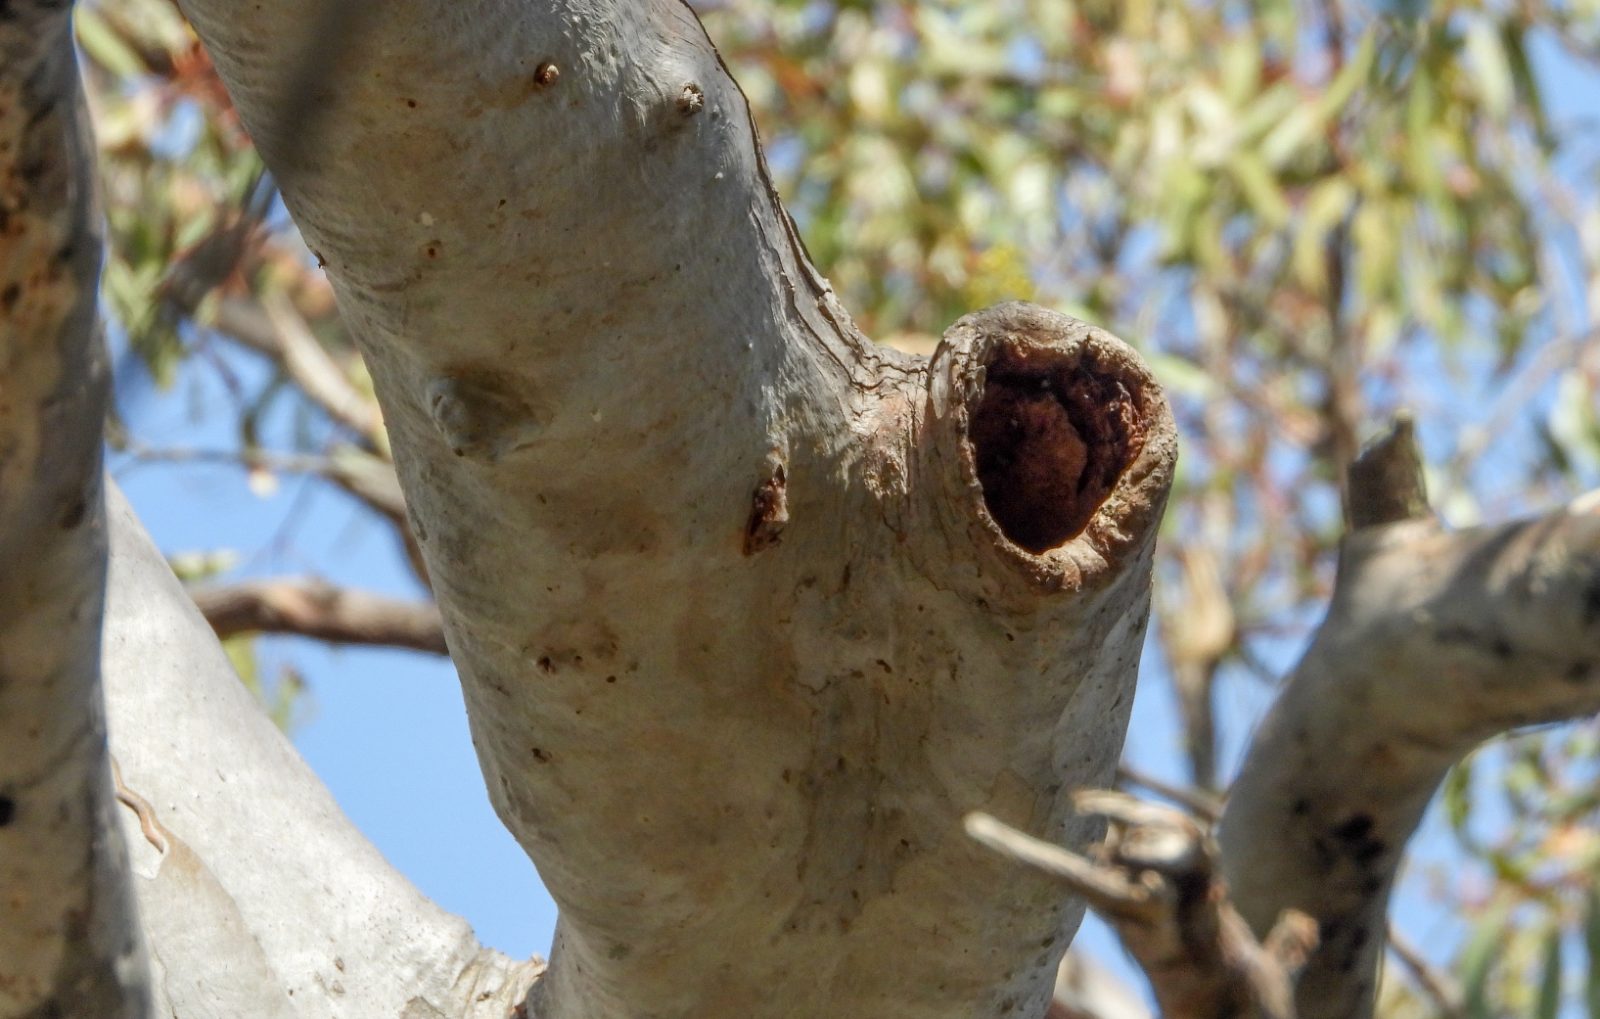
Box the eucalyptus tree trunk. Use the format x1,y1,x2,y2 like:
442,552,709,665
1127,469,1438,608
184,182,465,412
9,4,1597,1019
95,1,1176,1016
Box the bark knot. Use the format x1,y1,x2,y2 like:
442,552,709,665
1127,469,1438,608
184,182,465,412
743,452,788,555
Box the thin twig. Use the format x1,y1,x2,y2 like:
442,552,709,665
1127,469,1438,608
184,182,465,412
212,294,383,444
1387,927,1464,1019
1116,763,1224,823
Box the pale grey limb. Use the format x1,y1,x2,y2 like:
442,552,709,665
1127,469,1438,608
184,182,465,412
1220,419,1600,1019
103,485,542,1018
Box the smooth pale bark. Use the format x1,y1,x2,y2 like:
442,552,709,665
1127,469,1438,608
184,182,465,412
1220,496,1600,1019
101,485,543,1019
0,7,149,1016
169,2,1177,1016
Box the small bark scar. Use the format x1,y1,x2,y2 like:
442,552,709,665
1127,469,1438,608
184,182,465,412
424,372,548,462
112,757,168,855
743,451,788,555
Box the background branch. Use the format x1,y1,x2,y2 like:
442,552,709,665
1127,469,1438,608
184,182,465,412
209,293,383,445
969,795,1316,1019
190,578,446,654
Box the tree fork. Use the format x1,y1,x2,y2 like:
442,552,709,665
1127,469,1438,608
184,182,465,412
168,1,1177,1015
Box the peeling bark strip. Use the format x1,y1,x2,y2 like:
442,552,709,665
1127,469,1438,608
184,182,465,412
0,4,150,1017
168,1,1177,1016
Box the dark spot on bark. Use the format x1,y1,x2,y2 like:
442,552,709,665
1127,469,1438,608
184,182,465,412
1584,573,1600,625
26,96,58,129
742,458,788,555
405,98,417,108
1311,834,1334,866
0,283,17,309
531,747,552,763
1292,797,1311,816
537,656,554,673
1332,814,1374,841
0,795,12,825
57,491,87,530
1330,813,1386,865
605,674,617,683
1491,636,1514,659
1567,661,1593,684
968,348,1143,553
874,659,892,674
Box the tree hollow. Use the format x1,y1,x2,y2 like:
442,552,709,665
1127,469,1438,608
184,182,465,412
969,347,1146,553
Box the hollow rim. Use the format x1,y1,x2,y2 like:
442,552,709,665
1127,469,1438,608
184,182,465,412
930,302,1178,594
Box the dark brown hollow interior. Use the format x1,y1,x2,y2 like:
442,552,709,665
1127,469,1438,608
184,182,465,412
968,349,1145,553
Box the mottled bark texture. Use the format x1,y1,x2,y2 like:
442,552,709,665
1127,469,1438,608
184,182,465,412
0,4,148,1016
165,1,1177,1016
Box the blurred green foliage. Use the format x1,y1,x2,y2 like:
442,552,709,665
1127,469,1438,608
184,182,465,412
77,0,1600,1012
